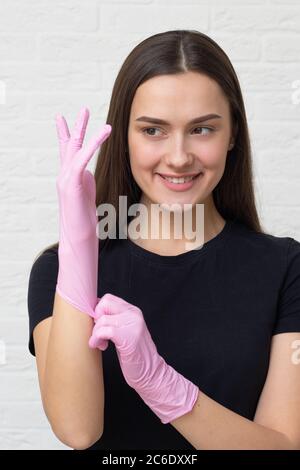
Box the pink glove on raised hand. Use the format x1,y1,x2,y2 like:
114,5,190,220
55,107,111,319
88,293,200,424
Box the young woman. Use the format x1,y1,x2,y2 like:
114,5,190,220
27,30,300,450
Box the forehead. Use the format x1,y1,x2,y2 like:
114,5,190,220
130,72,229,117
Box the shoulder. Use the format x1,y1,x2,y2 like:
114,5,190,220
35,246,59,262
28,246,59,287
229,220,297,260
27,246,59,356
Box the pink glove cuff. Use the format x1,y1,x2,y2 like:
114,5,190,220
137,357,200,424
54,107,111,320
56,284,98,320
89,294,200,424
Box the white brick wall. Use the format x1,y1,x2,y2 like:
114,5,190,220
0,0,299,450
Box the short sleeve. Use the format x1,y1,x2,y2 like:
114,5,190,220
27,248,59,356
273,237,300,335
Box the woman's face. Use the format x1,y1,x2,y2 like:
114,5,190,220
127,71,234,210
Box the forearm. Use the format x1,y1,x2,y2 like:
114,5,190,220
43,292,104,447
171,390,295,450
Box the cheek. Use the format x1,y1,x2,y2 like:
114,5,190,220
203,149,228,191
197,139,228,169
130,147,160,173
129,131,167,167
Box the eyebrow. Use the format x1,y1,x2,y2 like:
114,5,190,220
135,113,222,125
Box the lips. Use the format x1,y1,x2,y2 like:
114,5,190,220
157,172,203,192
159,172,202,180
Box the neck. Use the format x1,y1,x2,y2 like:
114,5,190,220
127,195,225,256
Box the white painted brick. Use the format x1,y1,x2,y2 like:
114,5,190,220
0,346,35,374
257,147,300,179
250,122,300,149
28,91,111,121
0,233,57,262
270,0,300,4
0,117,111,149
0,401,50,428
1,287,34,317
102,61,125,90
0,120,59,148
0,93,29,121
1,62,102,92
264,36,300,62
99,5,209,33
1,0,300,451
0,427,68,450
0,375,39,401
211,34,261,61
255,92,300,120
155,0,263,3
0,205,33,232
261,207,300,238
213,6,300,32
32,205,59,234
235,64,300,91
31,150,59,177
0,177,57,205
0,35,37,61
0,151,32,177
260,178,300,206
0,319,32,346
0,0,99,33
0,428,42,450
0,263,29,289
99,0,153,2
39,34,140,62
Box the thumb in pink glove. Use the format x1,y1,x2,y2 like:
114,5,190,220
55,107,111,320
88,293,200,424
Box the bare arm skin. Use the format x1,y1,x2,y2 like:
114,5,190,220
33,292,104,450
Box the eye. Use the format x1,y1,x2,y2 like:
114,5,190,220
141,127,162,136
141,126,214,137
192,127,213,135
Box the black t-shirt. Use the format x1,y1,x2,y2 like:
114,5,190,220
27,219,300,450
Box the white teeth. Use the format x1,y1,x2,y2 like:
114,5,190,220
163,175,195,183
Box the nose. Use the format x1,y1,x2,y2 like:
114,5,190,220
164,138,194,169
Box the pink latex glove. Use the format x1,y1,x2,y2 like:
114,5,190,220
55,107,111,320
88,293,200,424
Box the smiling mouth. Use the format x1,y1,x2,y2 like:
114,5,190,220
156,172,204,193
159,173,202,182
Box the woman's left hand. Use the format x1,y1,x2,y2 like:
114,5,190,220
89,293,199,424
89,293,162,388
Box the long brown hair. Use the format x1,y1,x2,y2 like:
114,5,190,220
34,29,265,261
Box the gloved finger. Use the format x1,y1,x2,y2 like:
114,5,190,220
89,335,109,351
94,292,126,319
94,313,121,328
55,114,70,166
67,107,90,160
89,325,115,349
82,169,96,205
74,124,111,181
94,300,105,321
100,340,109,351
88,335,108,351
92,297,102,320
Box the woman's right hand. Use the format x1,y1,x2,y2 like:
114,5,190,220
56,107,111,242
55,107,112,320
